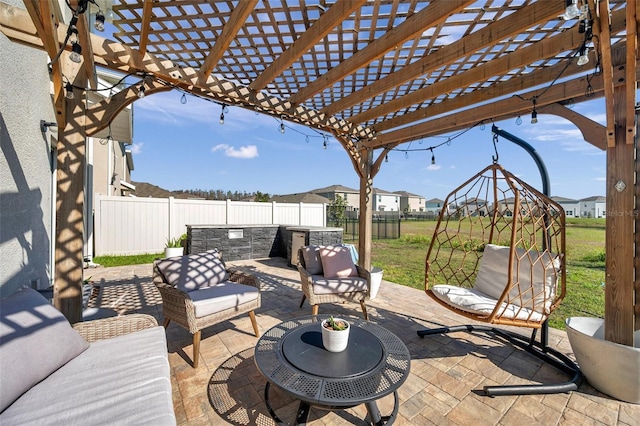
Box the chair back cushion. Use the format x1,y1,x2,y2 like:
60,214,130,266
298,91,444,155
300,245,323,275
319,245,358,278
474,244,559,313
0,288,90,411
156,249,229,292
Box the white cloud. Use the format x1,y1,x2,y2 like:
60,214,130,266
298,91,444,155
212,144,259,159
426,164,441,171
129,142,143,154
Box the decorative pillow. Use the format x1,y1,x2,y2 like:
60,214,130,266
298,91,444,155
319,245,358,278
0,288,90,412
156,249,229,292
301,245,323,275
474,244,559,313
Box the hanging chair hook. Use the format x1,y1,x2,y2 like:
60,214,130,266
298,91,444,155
492,132,499,163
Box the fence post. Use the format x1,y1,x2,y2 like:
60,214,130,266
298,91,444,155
272,201,277,225
226,199,231,224
168,197,175,239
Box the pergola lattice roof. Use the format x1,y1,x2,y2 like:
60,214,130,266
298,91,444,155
99,0,629,149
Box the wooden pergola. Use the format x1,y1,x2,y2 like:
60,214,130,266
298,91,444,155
1,0,637,345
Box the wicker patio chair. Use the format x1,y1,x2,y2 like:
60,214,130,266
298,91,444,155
153,256,261,368
297,245,370,320
72,314,159,342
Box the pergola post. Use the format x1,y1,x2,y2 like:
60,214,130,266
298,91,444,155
358,149,374,271
53,58,87,324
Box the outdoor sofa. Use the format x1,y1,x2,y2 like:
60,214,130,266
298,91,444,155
0,287,175,425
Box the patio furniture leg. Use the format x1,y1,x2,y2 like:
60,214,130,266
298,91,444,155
299,295,306,308
249,311,260,336
311,304,319,316
360,300,369,320
162,318,170,329
192,330,201,368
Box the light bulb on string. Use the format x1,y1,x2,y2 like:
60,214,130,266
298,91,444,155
530,98,538,124
94,10,105,32
180,93,187,104
305,135,310,143
137,82,146,98
430,148,436,165
219,112,225,125
65,82,74,100
69,41,82,63
385,154,388,163
515,116,522,125
405,151,408,159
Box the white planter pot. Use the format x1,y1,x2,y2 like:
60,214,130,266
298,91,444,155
369,267,383,300
566,317,640,404
321,318,350,352
164,247,184,258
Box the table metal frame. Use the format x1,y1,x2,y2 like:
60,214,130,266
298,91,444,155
254,315,410,425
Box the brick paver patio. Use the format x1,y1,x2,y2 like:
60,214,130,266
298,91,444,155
84,257,639,425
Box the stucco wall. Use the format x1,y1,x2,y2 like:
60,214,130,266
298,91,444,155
0,0,56,296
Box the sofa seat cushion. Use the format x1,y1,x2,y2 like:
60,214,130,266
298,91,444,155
156,249,228,292
0,326,175,425
431,284,544,322
189,282,260,318
310,275,368,295
0,288,90,412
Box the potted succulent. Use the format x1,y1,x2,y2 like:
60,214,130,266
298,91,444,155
164,236,184,258
321,316,350,352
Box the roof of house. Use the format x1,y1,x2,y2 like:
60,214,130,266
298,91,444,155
393,191,424,198
580,196,607,202
552,196,579,203
310,185,359,194
373,187,396,195
426,198,445,203
270,193,331,204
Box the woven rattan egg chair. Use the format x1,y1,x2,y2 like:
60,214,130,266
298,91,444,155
417,163,582,396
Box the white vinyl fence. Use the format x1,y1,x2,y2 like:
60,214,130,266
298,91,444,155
93,195,326,256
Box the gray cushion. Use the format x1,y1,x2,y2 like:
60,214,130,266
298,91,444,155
301,245,323,275
0,288,89,412
189,282,260,318
156,249,229,292
474,244,559,314
0,326,175,425
310,275,368,295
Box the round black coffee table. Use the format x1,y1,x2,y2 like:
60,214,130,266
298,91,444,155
254,315,411,425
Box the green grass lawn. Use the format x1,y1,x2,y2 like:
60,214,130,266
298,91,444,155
95,218,605,331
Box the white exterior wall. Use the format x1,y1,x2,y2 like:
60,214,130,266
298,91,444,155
94,196,327,256
581,200,606,218
375,193,400,211
0,0,57,295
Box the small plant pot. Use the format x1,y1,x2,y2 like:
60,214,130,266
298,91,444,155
321,318,350,352
164,247,184,258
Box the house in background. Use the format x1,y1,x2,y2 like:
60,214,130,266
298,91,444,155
84,70,135,266
373,188,400,212
580,196,607,218
310,185,360,212
395,191,425,212
425,198,449,217
552,196,580,217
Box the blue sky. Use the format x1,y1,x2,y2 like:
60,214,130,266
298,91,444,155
129,90,607,201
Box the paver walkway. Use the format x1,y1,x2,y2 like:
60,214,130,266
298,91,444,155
84,257,639,425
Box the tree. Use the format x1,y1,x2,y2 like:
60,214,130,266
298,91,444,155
254,191,270,202
328,194,349,222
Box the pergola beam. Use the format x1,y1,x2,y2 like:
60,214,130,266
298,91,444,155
137,0,152,56
287,0,473,106
250,0,366,92
371,64,634,148
322,0,565,116
197,0,257,86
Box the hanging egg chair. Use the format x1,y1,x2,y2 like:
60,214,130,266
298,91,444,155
417,162,581,396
